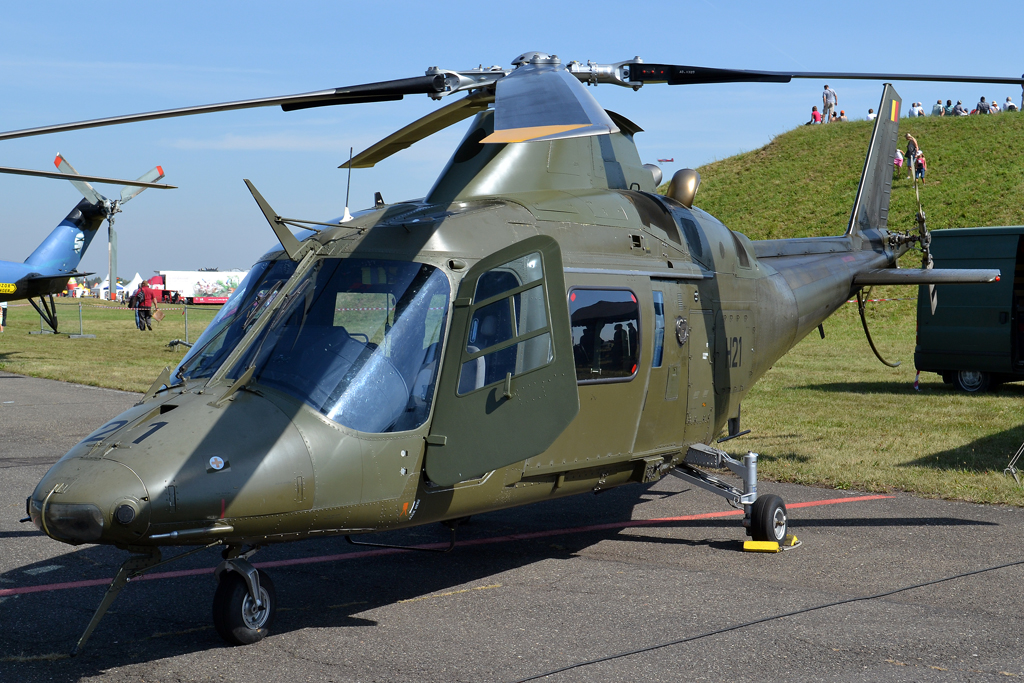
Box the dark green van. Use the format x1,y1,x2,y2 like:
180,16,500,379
915,226,1024,392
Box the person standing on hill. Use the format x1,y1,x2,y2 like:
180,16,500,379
0,300,6,333
914,151,927,183
822,84,838,123
138,281,159,331
932,100,945,116
904,133,919,180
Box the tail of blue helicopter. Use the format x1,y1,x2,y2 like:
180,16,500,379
0,155,168,330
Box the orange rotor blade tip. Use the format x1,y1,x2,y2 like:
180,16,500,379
54,154,63,168
157,166,164,176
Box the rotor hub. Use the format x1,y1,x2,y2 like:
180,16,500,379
512,52,560,67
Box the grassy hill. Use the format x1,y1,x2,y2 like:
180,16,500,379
665,112,1024,241
658,112,1024,505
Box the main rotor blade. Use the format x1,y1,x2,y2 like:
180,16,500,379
627,63,1024,86
0,75,448,142
483,64,618,143
342,91,493,169
0,164,176,189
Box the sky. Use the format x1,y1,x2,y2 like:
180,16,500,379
1,1,1021,281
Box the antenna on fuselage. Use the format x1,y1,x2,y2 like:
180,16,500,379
341,146,353,223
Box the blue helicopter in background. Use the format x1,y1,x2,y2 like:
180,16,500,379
0,156,174,331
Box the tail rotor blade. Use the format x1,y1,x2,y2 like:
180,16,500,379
55,153,106,205
120,165,165,203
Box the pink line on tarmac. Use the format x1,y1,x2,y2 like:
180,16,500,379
0,494,891,598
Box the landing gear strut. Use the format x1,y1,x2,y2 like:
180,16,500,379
213,546,276,645
669,445,789,543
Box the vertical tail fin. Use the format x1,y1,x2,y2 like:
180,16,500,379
846,84,902,237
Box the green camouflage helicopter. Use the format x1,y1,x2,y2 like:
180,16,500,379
6,53,1016,653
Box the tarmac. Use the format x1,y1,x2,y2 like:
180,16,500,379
1,369,1023,682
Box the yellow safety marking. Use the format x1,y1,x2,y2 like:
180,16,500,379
398,583,502,604
742,540,780,553
481,125,588,144
0,283,16,294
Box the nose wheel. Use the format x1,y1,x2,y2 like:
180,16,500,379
213,555,276,645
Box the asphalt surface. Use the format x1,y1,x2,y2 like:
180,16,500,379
2,369,1023,682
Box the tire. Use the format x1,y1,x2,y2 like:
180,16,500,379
750,494,788,543
212,570,276,645
954,370,991,393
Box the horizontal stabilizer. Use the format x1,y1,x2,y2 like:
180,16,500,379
853,268,1000,285
26,271,93,282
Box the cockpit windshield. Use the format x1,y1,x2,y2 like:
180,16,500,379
174,259,298,382
227,258,450,434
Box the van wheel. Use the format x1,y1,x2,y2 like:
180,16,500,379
954,370,990,393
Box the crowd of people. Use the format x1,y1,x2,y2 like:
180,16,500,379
909,96,1019,116
808,82,1022,124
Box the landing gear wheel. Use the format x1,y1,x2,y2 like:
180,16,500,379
212,570,276,645
750,494,788,543
954,370,990,393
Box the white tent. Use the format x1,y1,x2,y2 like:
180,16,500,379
125,272,144,296
91,279,125,300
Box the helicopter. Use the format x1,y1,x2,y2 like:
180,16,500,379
0,156,173,331
6,53,1018,654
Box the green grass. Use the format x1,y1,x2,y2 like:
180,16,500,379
0,300,217,392
742,297,1024,506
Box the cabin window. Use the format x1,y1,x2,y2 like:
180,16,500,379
652,291,665,368
569,288,640,383
457,252,553,395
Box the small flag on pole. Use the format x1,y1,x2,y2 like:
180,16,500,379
913,371,920,391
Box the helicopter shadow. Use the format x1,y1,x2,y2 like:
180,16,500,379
0,484,715,678
802,380,920,395
902,423,1024,472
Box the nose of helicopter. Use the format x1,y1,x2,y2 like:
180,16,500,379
30,457,151,545
30,384,318,546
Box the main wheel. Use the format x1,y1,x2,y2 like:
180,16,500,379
750,494,788,543
212,570,276,645
954,370,991,393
